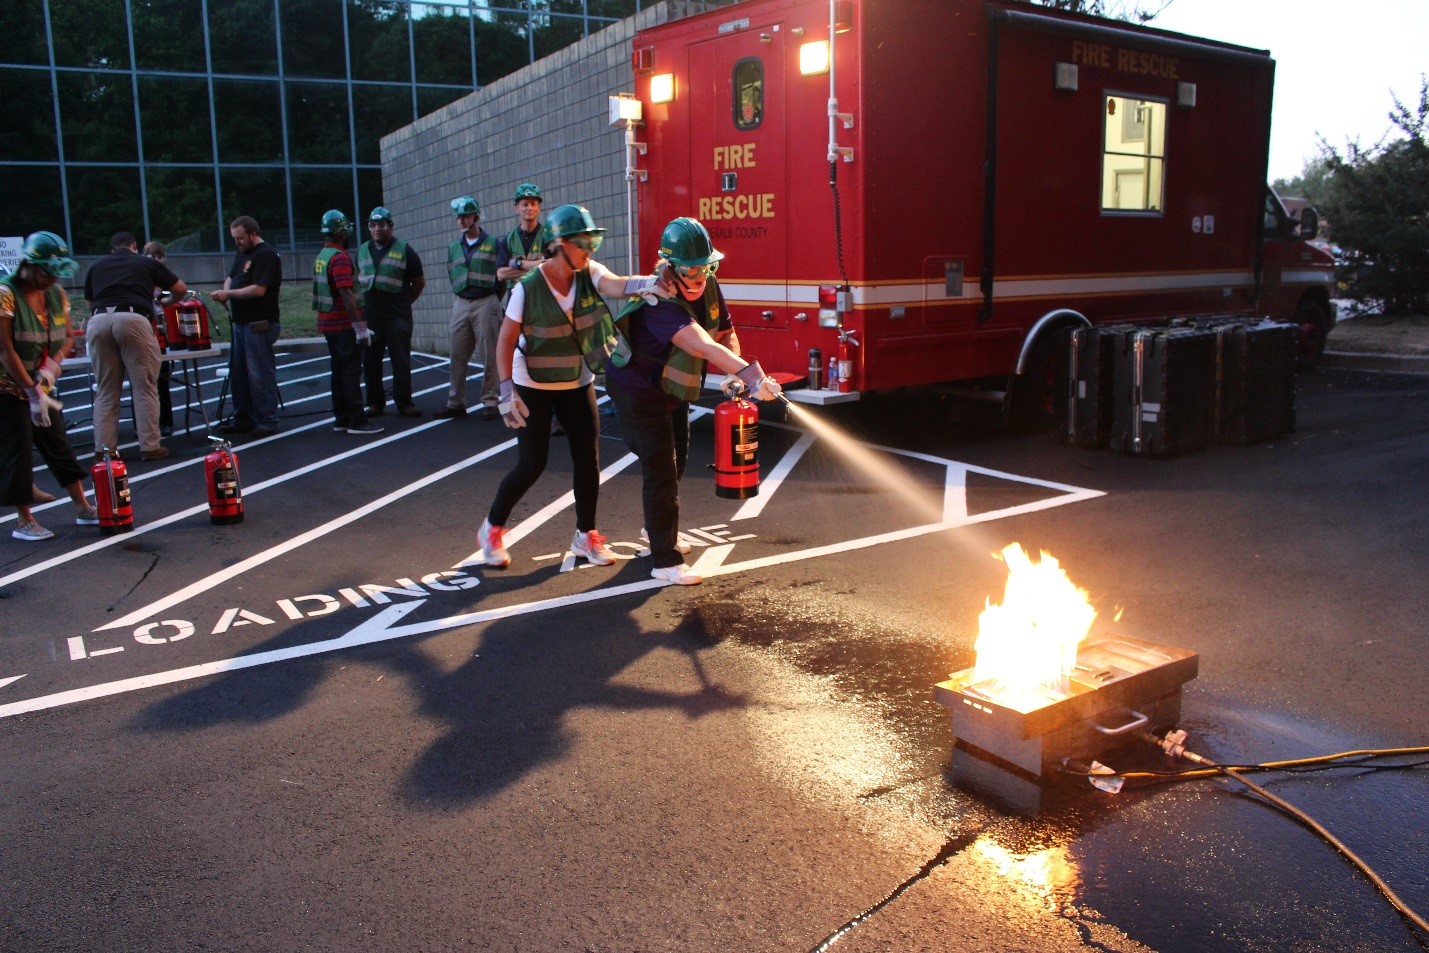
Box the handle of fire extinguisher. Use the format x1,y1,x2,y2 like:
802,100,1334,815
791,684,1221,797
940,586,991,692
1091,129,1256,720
1093,709,1150,736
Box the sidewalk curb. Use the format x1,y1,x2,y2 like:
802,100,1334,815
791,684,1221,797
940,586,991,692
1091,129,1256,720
1322,350,1429,374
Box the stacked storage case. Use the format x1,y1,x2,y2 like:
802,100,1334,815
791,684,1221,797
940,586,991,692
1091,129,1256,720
1055,324,1138,448
1215,320,1298,444
1056,318,1299,456
1110,327,1219,457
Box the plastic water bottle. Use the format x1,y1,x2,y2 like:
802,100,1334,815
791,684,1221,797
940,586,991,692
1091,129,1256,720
827,355,839,389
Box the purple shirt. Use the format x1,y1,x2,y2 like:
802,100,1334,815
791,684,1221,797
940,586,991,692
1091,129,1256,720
607,286,732,409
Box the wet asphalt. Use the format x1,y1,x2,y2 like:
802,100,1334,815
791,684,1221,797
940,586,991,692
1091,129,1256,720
1,347,1425,952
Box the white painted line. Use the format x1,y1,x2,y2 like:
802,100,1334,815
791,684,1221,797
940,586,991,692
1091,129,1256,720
90,437,518,632
731,432,816,521
0,674,27,690
1,388,499,589
2,454,1105,720
15,372,482,521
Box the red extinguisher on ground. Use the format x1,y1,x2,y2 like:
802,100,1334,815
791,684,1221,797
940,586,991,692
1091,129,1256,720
711,390,760,499
205,436,244,525
91,446,134,535
176,292,212,350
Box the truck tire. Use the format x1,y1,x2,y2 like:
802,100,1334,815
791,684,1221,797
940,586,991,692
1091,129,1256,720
1295,298,1330,371
1009,331,1060,433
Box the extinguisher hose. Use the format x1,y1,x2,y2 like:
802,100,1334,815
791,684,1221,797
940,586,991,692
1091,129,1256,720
828,160,850,290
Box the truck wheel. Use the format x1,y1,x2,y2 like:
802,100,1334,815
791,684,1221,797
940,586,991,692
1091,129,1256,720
1009,332,1060,432
1295,299,1330,371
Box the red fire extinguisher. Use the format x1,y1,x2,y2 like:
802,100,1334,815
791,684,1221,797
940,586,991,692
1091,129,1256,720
837,329,860,394
176,292,212,350
91,446,134,535
151,294,168,353
204,437,244,525
711,394,760,499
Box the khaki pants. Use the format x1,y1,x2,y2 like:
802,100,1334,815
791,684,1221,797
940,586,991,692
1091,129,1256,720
447,294,502,410
87,309,162,454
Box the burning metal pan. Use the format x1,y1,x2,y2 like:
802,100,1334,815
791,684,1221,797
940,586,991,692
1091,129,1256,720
936,634,1199,777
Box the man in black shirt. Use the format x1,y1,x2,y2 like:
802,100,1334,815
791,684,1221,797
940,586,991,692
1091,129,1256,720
84,231,186,461
211,215,283,436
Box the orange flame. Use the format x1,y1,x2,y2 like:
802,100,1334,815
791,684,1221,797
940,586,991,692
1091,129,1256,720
970,543,1097,712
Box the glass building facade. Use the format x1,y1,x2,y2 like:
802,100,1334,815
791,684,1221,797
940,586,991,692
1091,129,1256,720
2,0,655,256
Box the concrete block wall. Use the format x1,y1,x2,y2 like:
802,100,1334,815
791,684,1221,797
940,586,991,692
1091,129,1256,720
381,1,720,354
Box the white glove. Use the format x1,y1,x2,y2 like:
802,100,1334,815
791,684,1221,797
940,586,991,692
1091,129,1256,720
623,274,673,299
720,375,746,400
25,385,63,429
498,379,529,429
735,361,782,402
36,356,62,390
353,321,371,345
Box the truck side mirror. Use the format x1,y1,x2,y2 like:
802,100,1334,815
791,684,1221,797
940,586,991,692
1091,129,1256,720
1297,207,1320,241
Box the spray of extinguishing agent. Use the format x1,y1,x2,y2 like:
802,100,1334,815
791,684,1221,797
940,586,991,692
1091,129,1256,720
91,446,134,535
204,436,244,524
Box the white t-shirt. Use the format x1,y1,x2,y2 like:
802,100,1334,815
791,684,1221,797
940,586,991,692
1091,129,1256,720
506,259,615,390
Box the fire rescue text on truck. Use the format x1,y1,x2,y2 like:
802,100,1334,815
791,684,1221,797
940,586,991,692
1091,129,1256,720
629,0,1336,426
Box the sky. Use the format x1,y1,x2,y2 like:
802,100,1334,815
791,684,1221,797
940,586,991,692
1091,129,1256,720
1147,0,1428,182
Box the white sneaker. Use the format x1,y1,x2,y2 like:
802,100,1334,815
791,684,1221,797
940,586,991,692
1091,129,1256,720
571,529,615,566
478,519,510,568
651,564,703,586
12,520,54,542
642,527,692,555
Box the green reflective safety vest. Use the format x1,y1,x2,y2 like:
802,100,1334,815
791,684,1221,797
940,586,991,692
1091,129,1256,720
504,224,551,291
519,268,617,384
312,246,348,312
357,239,409,301
447,233,499,295
615,278,723,403
0,275,68,388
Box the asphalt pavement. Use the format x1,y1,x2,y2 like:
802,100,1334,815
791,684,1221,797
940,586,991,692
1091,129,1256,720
1,336,1426,952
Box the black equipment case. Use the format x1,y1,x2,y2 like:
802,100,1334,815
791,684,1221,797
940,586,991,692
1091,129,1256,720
1056,324,1138,448
1215,319,1298,444
1111,327,1219,457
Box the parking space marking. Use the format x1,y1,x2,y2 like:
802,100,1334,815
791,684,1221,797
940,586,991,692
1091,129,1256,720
89,437,518,632
0,675,27,690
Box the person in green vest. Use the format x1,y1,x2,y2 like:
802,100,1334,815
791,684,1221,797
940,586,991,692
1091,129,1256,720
604,217,782,586
358,206,425,418
438,195,503,420
475,204,670,571
313,210,381,436
0,231,100,541
495,183,552,294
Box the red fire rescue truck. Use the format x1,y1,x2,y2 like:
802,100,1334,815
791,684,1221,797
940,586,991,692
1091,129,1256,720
630,0,1336,424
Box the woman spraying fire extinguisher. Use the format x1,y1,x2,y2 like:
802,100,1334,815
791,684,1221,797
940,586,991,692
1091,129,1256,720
605,217,782,586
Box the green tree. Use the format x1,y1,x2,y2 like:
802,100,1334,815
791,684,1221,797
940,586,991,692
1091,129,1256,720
1026,0,1172,22
1272,155,1334,211
1320,77,1429,314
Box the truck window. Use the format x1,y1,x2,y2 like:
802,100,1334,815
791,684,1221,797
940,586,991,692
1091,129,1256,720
733,57,764,131
1101,95,1166,213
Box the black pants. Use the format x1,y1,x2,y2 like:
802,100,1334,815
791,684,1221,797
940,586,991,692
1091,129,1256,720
488,383,601,533
158,359,173,429
1,394,88,506
325,329,368,429
364,314,414,409
607,378,690,569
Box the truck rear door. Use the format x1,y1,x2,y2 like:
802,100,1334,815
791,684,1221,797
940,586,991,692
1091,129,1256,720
688,23,790,330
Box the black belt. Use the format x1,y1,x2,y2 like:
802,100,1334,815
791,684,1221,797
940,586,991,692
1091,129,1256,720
93,304,149,315
459,290,497,301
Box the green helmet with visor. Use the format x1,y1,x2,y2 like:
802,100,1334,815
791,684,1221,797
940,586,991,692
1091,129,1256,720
450,195,480,216
546,204,605,253
18,231,79,279
657,217,723,277
368,206,393,224
320,209,351,236
514,183,542,202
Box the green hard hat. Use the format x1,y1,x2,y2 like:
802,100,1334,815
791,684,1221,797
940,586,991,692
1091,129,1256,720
320,209,351,236
19,231,79,279
514,183,542,202
450,195,480,216
546,204,605,240
658,217,724,268
368,206,393,224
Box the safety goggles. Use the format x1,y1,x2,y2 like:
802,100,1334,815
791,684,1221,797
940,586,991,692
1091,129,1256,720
674,261,718,279
564,234,603,253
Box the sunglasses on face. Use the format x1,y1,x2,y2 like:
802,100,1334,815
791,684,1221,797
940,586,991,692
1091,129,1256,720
565,234,603,253
675,262,717,278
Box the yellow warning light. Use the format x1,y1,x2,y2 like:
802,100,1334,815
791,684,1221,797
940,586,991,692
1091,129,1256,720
650,73,676,104
799,40,829,76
